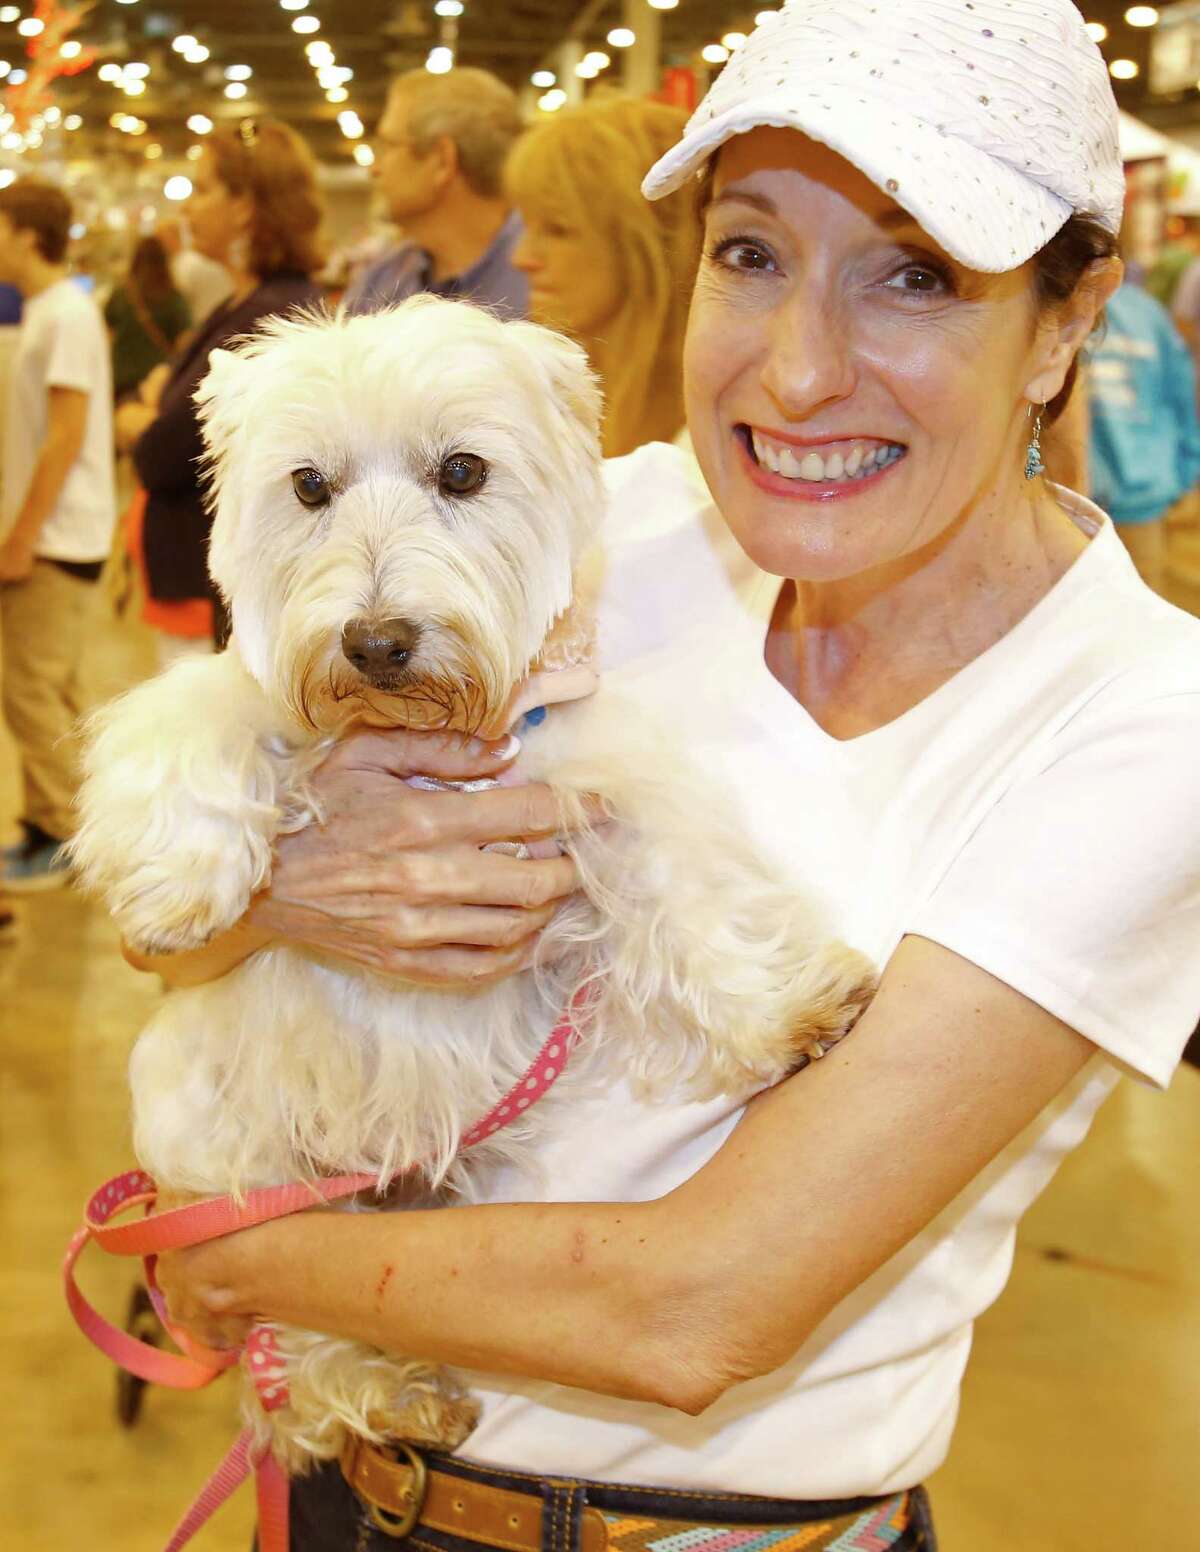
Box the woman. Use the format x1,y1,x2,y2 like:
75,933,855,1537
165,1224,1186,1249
148,4,1200,1547
507,96,697,455
117,119,324,656
104,234,191,401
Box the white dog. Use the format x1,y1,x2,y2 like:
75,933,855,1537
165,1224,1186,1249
71,297,874,1474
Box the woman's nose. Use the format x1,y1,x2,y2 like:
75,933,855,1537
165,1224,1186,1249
510,235,539,274
759,296,857,418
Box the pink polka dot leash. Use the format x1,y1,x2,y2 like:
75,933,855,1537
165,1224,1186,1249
61,991,586,1552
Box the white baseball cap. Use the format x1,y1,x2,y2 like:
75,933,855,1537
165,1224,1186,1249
643,0,1123,274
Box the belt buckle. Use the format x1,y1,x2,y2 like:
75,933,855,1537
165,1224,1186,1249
365,1440,429,1540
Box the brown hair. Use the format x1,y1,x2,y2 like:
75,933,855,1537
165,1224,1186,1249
0,178,71,263
207,119,325,279
129,234,175,304
389,68,523,199
507,97,699,457
1031,213,1120,423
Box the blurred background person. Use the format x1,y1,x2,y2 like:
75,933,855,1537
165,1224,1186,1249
1089,277,1200,595
0,178,114,890
104,235,191,402
116,120,325,659
345,67,527,317
155,214,232,331
507,96,697,456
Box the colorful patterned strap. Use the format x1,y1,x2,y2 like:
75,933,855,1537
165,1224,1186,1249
597,1492,912,1552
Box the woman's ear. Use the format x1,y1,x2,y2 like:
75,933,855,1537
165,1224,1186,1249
1024,255,1124,406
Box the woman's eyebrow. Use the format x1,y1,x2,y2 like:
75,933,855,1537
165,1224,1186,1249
707,189,779,217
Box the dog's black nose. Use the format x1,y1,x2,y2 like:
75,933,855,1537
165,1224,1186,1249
341,617,420,677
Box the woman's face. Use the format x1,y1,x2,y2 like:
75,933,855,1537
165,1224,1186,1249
686,128,1062,581
512,205,622,345
187,150,250,268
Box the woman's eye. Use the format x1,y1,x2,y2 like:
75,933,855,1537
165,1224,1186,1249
291,467,332,508
710,237,777,273
438,453,488,497
885,264,950,295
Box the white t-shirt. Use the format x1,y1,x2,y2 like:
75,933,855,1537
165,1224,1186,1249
455,443,1200,1498
2,277,115,563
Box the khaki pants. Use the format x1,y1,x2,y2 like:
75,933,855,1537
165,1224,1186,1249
0,559,100,841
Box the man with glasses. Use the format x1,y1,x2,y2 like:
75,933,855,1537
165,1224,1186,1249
346,67,529,319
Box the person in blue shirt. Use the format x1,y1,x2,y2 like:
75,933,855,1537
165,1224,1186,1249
1088,280,1200,594
344,68,528,320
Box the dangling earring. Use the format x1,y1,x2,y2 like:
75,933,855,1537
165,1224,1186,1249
1024,403,1046,481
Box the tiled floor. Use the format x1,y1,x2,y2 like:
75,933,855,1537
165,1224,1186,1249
1,563,1197,1551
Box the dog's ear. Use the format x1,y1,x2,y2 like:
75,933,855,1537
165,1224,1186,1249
195,347,259,460
508,322,603,450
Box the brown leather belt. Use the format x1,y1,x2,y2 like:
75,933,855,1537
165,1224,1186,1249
339,1437,608,1551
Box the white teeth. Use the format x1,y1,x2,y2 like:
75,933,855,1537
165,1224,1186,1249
750,432,905,484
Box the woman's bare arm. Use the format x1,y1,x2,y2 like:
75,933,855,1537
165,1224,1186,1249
158,933,1096,1411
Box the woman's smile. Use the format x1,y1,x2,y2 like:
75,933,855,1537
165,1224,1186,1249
738,424,908,498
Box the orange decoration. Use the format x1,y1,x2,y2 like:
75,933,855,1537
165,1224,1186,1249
5,0,97,131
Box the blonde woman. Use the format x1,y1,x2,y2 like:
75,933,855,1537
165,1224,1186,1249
507,96,697,455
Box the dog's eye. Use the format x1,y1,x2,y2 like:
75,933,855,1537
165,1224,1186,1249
292,467,332,508
438,453,487,497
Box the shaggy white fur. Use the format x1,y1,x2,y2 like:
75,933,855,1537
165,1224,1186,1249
70,297,875,1474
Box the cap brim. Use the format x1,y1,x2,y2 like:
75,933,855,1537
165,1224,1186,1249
643,88,1072,274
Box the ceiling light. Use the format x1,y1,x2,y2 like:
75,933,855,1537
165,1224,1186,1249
184,46,210,63
337,110,364,137
434,0,463,14
171,35,197,52
17,17,43,35
186,113,213,133
64,114,82,130
1124,5,1159,25
1084,21,1107,42
538,88,567,112
701,43,730,64
108,111,126,128
115,0,140,6
7,66,24,83
225,65,253,81
186,144,203,160
1109,57,1139,78
145,143,162,159
163,175,193,202
124,62,150,78
0,61,9,78
98,62,122,82
647,0,679,8
224,81,248,99
0,131,22,150
353,143,374,166
306,41,334,62
43,105,59,123
325,86,348,102
0,7,19,22
575,62,598,79
292,15,320,33
0,170,14,189
59,40,81,58
721,32,748,50
426,46,453,73
280,0,308,7
123,78,146,95
583,51,610,69
755,8,780,21
531,69,555,88
607,27,635,47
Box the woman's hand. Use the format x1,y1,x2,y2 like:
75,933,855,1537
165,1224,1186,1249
114,399,157,454
154,1196,264,1353
245,726,587,986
